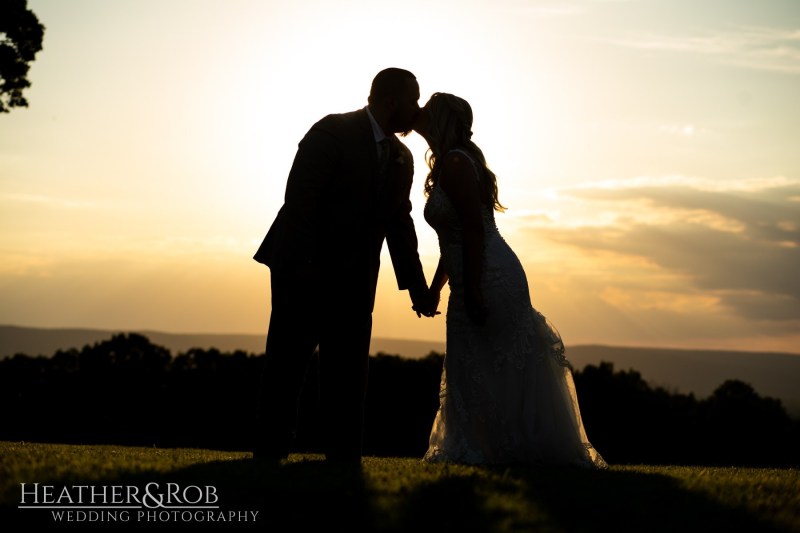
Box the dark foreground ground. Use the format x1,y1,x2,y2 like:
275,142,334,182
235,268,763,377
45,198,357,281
1,442,798,532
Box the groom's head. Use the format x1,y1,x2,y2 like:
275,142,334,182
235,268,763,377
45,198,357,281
368,68,420,136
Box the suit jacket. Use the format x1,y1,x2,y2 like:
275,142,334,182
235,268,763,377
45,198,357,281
253,108,426,312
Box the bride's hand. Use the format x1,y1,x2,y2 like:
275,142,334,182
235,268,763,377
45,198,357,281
427,286,441,315
411,285,441,318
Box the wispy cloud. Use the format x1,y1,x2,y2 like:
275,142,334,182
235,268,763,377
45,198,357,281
501,3,586,17
569,174,799,193
658,123,702,138
600,25,800,74
523,176,800,321
496,0,635,17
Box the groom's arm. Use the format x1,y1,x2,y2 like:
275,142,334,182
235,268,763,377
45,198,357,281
385,152,428,307
386,195,426,292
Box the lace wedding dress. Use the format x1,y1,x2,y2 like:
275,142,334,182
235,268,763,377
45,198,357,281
422,149,607,468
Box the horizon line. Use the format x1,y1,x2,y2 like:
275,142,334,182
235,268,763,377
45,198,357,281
2,323,799,356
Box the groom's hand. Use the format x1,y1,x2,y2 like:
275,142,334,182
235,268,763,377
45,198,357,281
413,305,441,318
410,286,440,318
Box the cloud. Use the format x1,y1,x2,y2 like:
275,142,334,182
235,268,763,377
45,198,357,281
501,0,635,17
528,5,585,16
499,3,586,17
659,124,702,138
527,177,800,321
600,25,800,74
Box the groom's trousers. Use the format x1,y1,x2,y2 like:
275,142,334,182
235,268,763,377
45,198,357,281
255,267,372,461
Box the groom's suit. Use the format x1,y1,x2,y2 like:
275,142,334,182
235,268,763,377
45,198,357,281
253,108,427,461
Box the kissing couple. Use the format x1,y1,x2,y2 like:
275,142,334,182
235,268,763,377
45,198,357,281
252,67,606,469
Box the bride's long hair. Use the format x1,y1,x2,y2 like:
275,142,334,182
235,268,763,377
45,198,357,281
423,92,505,212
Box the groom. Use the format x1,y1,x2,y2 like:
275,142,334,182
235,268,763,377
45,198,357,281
252,68,433,463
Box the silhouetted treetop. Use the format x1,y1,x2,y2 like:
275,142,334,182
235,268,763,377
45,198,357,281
0,0,45,113
0,342,797,466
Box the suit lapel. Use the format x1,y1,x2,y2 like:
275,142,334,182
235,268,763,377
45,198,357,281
357,108,380,174
355,109,408,213
354,109,385,210
378,137,413,214
376,137,395,203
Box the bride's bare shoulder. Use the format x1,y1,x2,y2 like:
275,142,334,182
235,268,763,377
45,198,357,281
440,150,481,206
441,150,473,177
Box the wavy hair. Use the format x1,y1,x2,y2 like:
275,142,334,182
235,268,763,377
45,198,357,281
422,92,505,212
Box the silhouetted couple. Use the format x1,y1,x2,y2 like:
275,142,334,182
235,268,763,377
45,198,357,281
253,68,606,468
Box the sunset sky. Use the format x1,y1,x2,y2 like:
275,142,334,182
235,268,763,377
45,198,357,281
1,0,799,353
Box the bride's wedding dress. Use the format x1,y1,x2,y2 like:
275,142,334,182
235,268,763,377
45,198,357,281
422,149,607,468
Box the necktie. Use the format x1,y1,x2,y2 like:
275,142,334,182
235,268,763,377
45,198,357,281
378,137,392,174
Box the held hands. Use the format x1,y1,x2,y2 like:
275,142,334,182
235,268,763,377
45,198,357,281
410,284,485,323
411,286,442,318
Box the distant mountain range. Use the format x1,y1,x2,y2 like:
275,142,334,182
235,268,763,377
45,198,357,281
0,325,445,360
2,325,799,416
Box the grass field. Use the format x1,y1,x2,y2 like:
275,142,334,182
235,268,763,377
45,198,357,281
1,441,798,532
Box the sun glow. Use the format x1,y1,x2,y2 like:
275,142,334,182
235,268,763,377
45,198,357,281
2,0,799,352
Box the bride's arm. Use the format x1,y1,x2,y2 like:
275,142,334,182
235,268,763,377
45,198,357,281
430,256,448,293
425,256,448,316
440,153,487,325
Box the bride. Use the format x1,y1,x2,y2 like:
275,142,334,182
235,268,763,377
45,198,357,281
413,92,607,468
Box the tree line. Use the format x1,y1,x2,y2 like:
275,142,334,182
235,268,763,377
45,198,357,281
1,333,797,467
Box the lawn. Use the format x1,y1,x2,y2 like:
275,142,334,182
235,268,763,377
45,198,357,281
0,441,797,532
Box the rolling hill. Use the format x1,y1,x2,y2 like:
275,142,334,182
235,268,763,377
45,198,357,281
0,325,445,360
